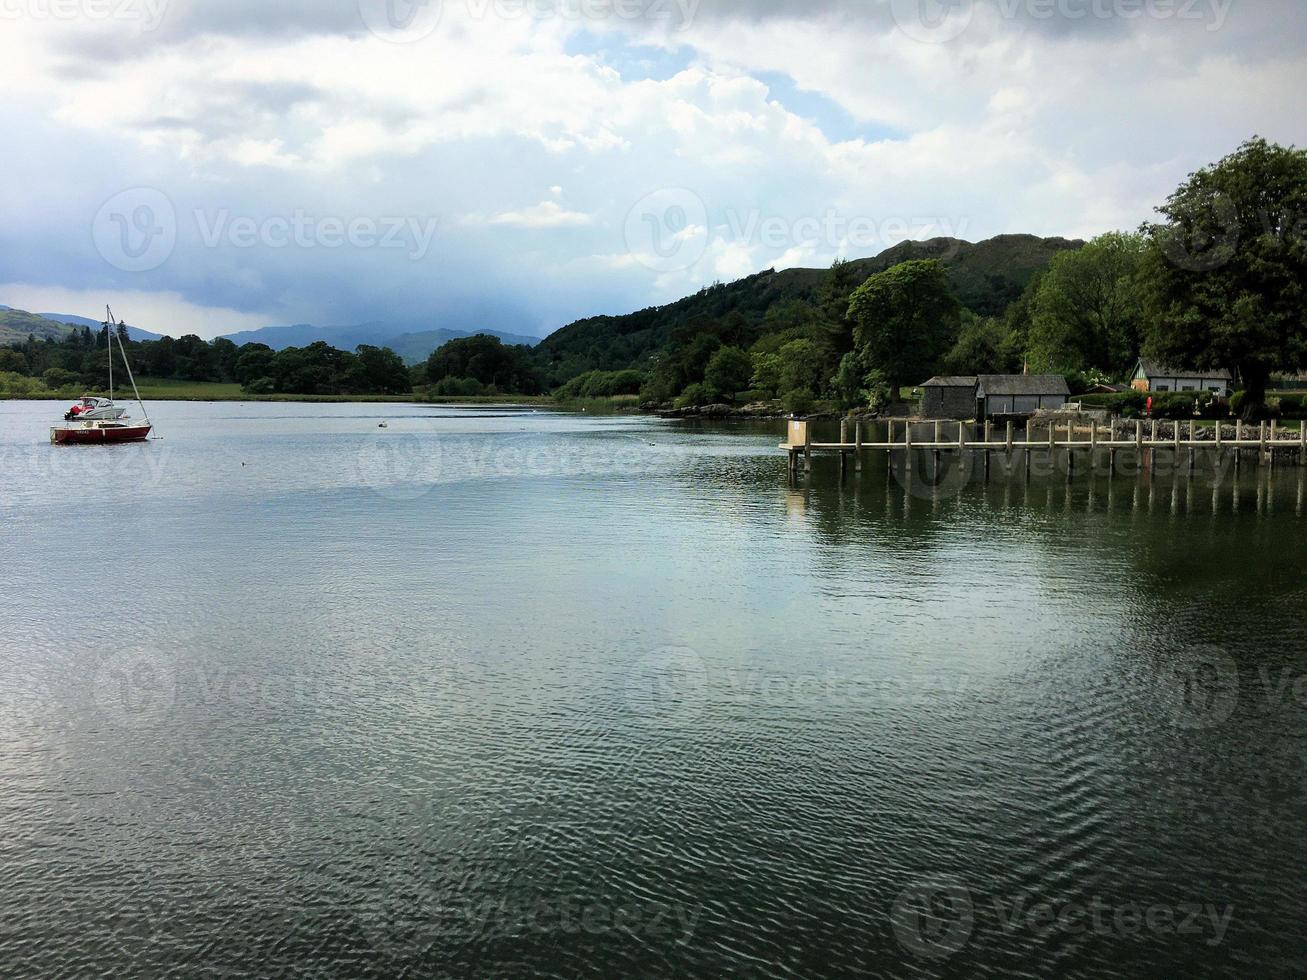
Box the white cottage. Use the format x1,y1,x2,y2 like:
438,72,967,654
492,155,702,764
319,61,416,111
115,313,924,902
1130,360,1233,396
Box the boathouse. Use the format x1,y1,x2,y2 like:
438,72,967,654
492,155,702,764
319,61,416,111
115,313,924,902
920,374,1071,420
976,375,1071,418
919,377,979,420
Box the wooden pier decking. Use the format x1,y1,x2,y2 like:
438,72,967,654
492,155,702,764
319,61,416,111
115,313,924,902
781,418,1307,477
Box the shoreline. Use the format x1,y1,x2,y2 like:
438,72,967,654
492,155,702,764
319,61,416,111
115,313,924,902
0,390,558,406
0,390,852,421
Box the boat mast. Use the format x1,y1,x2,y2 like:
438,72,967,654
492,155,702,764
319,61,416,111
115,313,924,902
105,305,114,402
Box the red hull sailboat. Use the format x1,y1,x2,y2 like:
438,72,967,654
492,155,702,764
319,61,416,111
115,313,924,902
51,421,154,445
49,306,153,446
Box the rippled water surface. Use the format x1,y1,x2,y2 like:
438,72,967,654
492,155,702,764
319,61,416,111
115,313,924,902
1,400,1305,978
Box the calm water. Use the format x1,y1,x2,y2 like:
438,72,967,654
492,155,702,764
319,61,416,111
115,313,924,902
1,400,1305,978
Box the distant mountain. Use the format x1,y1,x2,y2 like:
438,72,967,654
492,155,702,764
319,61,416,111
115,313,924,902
533,234,1083,382
218,321,542,364
36,312,163,342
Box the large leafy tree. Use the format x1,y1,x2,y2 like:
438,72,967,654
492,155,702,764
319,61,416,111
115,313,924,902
426,334,542,394
703,345,753,402
945,313,1022,376
847,259,961,395
1027,231,1147,374
354,344,412,395
1139,137,1307,416
819,258,863,354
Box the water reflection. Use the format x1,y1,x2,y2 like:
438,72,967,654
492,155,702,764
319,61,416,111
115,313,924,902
2,406,1306,979
788,444,1307,521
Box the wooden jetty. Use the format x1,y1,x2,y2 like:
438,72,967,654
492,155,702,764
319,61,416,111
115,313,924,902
782,417,1307,478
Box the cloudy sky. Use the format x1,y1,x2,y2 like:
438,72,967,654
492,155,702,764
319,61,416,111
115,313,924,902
1,0,1303,339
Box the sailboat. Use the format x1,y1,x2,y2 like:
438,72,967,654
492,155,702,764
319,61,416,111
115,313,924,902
49,307,153,445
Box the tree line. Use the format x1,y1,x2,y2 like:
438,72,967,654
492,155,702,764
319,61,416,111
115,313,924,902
0,321,546,398
0,327,412,396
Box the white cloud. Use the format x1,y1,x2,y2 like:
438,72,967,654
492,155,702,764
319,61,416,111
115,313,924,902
487,200,596,229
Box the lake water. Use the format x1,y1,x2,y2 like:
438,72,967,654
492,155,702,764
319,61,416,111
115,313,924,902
1,400,1305,978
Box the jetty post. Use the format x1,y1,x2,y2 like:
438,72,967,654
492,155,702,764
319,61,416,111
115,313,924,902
839,418,849,479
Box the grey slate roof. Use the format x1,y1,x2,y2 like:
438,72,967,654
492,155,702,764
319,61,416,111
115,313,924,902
976,374,1071,396
1136,360,1232,381
921,376,978,388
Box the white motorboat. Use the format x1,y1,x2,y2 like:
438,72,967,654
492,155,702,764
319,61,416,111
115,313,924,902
63,396,128,421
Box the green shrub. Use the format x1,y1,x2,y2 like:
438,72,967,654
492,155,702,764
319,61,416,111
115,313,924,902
782,387,815,415
674,382,714,409
554,369,647,400
0,371,43,396
1148,391,1222,420
242,376,277,395
429,376,485,397
1077,390,1147,416
1276,393,1307,419
42,367,80,389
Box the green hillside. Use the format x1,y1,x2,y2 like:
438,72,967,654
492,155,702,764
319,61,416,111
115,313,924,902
533,234,1082,383
0,308,76,346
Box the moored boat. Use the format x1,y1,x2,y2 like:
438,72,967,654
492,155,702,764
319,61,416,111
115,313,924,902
50,420,153,445
63,396,128,421
49,306,153,446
